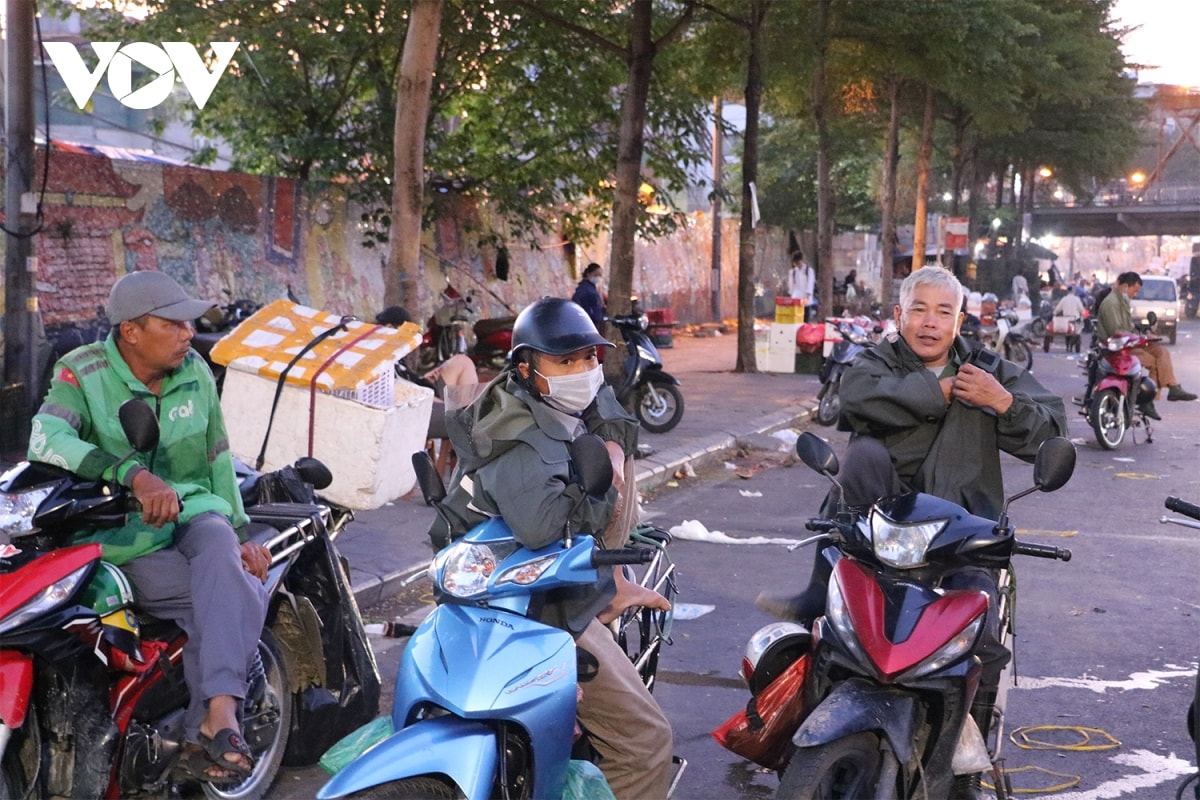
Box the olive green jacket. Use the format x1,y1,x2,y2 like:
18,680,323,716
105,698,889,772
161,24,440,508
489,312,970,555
838,335,1067,518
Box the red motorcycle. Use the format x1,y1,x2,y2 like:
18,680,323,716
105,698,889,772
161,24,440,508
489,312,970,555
419,285,515,373
1081,326,1160,450
714,432,1075,800
0,400,378,799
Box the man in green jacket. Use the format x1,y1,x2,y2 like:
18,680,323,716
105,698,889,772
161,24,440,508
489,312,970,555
29,271,269,784
1092,271,1195,419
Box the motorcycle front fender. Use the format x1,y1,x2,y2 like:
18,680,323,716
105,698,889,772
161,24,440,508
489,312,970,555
642,368,680,387
316,716,496,800
0,650,33,728
793,677,918,766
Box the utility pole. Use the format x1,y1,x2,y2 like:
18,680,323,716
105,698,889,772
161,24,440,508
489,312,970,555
4,0,44,450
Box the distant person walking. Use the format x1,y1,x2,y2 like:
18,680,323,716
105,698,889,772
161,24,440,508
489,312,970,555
572,262,606,328
787,252,816,322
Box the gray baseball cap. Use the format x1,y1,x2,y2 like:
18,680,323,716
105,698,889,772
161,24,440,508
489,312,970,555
107,272,215,325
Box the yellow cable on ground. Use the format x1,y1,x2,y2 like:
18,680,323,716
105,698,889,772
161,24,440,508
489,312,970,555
984,765,1081,794
1009,724,1122,752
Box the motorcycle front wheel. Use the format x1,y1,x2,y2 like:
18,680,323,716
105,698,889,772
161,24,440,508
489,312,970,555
345,776,463,799
775,732,883,800
205,630,292,800
1090,388,1126,450
1005,338,1034,372
635,379,684,434
1030,318,1047,339
815,379,840,426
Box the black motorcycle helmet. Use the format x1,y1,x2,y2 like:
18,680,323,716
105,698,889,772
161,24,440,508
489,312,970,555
508,297,611,362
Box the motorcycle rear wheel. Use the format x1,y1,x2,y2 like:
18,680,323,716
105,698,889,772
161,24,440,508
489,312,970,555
204,630,292,800
1090,388,1126,450
815,379,840,426
635,379,684,434
1005,338,1034,372
1030,318,1047,339
344,776,463,799
775,732,883,800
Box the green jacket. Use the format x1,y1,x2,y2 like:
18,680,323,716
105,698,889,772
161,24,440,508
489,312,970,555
1095,288,1132,341
28,333,247,565
838,335,1067,518
429,371,638,633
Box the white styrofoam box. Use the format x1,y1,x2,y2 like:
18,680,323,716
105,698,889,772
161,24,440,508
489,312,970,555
769,323,801,353
757,348,795,373
222,369,434,510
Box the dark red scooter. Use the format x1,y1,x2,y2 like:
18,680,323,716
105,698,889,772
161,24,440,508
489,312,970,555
1081,325,1160,450
714,432,1075,800
419,285,515,372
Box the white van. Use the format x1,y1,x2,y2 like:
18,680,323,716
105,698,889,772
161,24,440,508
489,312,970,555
1130,274,1179,344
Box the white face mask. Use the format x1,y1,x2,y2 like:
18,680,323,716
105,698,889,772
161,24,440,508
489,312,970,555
589,275,602,285
536,364,605,414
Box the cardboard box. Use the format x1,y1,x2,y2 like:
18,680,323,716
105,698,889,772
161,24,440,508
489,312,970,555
222,369,433,510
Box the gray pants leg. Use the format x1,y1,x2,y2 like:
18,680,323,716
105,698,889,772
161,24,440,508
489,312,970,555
121,511,269,742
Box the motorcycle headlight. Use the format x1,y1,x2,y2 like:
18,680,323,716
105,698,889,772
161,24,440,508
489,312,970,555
0,563,94,635
896,615,984,681
437,539,520,599
870,510,948,569
636,314,650,331
0,485,55,537
825,576,869,667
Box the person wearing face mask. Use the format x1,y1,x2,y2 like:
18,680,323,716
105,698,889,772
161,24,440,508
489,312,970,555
427,297,674,799
571,262,607,329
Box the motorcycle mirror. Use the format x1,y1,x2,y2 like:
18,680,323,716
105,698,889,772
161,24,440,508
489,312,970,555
412,451,447,506
1033,436,1076,492
795,432,839,476
118,399,159,452
1146,310,1158,326
293,456,333,490
569,434,613,497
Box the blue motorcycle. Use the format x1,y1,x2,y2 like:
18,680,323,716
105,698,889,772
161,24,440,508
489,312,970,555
318,436,678,800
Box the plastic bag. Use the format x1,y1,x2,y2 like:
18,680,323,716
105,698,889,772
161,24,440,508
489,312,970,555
562,760,618,800
318,716,394,775
711,653,810,771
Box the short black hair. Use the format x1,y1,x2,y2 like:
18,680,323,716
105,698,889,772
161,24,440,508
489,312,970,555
1116,271,1142,287
375,305,411,326
583,262,602,277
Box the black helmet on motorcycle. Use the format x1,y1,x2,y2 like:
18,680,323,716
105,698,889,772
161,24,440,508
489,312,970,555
508,297,611,361
741,621,812,696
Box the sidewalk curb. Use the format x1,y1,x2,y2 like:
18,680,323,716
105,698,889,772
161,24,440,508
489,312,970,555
349,399,819,610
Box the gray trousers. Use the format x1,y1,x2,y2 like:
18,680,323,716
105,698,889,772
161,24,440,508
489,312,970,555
121,511,269,742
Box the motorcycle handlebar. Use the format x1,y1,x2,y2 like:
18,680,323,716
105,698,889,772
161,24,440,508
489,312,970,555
1012,541,1072,561
1165,496,1200,521
806,518,840,533
592,547,656,567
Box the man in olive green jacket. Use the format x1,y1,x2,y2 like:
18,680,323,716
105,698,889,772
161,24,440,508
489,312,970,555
29,271,269,784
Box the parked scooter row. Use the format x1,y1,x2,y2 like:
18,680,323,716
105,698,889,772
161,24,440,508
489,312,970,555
417,285,515,374
715,432,1075,800
815,317,882,427
0,399,379,799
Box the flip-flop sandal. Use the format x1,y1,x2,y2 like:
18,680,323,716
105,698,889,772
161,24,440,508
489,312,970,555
175,743,243,787
197,727,255,778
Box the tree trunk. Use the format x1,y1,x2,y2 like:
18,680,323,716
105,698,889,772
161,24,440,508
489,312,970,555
879,76,900,306
608,0,655,324
735,0,767,373
813,0,835,321
385,0,443,309
910,85,935,274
